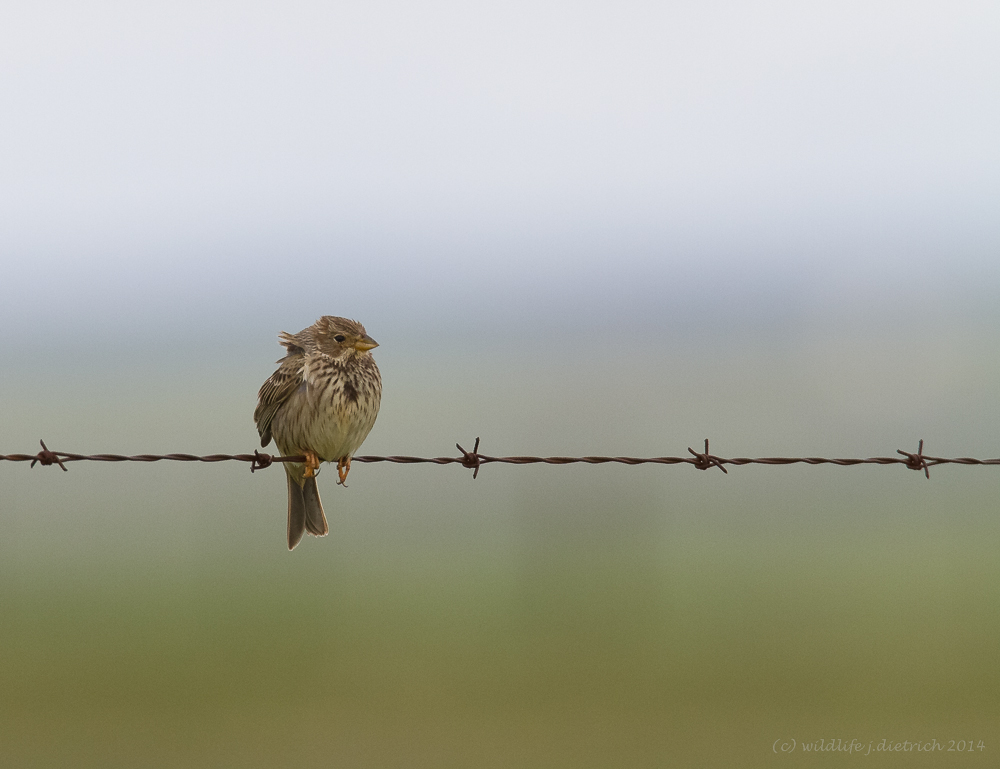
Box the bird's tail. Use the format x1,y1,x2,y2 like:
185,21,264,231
286,471,329,550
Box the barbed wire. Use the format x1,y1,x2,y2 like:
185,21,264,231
3,438,1000,480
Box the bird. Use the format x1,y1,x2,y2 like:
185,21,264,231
254,316,382,550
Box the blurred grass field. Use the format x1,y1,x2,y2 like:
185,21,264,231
2,332,999,767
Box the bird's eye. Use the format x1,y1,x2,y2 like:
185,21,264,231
334,334,346,343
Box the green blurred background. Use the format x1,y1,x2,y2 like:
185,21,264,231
3,0,1000,764
3,327,998,767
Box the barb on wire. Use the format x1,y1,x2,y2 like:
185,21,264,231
4,438,1000,479
688,439,727,474
456,437,482,479
897,439,931,479
250,450,273,473
30,440,67,471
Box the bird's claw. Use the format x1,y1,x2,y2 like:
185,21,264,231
337,456,351,486
303,450,321,478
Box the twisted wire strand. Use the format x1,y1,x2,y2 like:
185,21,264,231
3,438,1000,478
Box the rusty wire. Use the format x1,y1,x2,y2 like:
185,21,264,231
3,438,1000,479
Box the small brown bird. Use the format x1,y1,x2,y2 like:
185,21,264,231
254,316,382,549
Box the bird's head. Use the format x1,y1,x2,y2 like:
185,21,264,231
314,316,378,358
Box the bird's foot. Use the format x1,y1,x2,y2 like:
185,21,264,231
337,456,351,486
303,450,321,478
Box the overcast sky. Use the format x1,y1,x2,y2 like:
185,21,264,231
2,0,998,344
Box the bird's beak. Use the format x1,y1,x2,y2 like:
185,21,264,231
354,335,379,352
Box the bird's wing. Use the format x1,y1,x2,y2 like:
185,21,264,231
254,352,305,448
